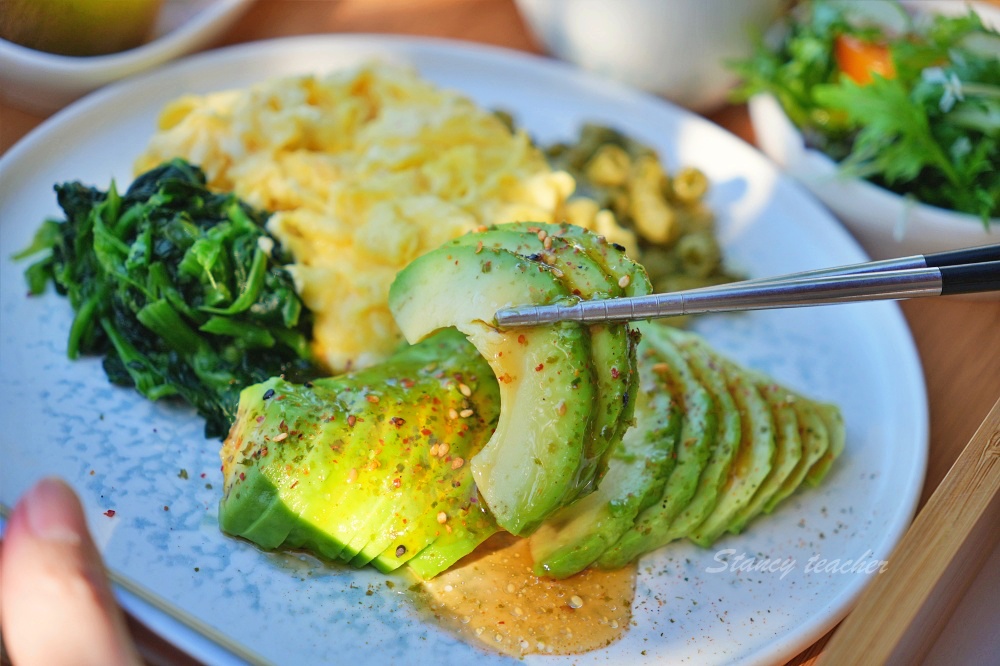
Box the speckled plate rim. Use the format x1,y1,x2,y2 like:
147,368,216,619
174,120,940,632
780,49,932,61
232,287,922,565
0,34,928,666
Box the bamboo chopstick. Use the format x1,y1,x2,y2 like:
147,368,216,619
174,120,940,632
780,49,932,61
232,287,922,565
818,396,1000,665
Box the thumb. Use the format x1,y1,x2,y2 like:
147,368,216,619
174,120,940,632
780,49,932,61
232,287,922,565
1,477,141,666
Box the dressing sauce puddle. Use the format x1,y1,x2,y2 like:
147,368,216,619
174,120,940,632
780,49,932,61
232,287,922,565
414,533,636,657
265,532,637,657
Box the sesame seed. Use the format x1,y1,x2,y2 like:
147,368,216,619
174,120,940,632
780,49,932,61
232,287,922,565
556,400,567,416
569,595,584,609
459,408,474,418
537,230,547,241
430,443,440,457
458,383,472,397
272,432,288,442
438,443,450,457
451,457,465,469
347,468,358,483
448,408,459,420
437,511,448,523
618,275,631,288
543,235,553,250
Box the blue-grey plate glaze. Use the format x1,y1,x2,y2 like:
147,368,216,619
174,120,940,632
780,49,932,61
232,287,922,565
0,35,928,666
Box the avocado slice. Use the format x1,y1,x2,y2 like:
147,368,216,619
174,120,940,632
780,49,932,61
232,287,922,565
389,245,599,535
688,360,776,547
219,330,502,567
727,380,803,535
348,344,501,569
503,222,653,296
528,328,682,578
805,403,845,486
446,225,637,490
597,323,718,569
501,222,652,299
401,500,499,579
763,398,830,513
654,326,741,542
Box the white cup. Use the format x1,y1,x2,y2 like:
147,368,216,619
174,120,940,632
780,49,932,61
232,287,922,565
516,0,786,112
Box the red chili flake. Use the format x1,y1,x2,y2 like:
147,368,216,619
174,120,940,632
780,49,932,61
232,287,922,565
401,378,415,389
535,363,544,371
200,473,206,479
256,415,265,423
390,416,406,427
104,509,116,518
163,506,170,511
392,478,401,488
517,334,527,345
290,480,299,489
611,367,621,380
347,415,357,427
239,472,246,481
421,428,432,436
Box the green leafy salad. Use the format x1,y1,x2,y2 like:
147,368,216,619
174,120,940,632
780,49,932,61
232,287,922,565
731,0,1000,222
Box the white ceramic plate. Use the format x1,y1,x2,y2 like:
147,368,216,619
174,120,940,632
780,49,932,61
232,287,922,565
0,0,255,113
0,36,928,666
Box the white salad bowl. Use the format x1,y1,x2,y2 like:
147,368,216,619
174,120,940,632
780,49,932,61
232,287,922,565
749,93,999,260
747,0,1000,260
0,0,255,114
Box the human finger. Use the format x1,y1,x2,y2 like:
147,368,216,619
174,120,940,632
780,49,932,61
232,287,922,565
0,477,141,666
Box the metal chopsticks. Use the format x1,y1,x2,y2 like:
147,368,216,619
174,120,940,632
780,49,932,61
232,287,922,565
494,244,1000,328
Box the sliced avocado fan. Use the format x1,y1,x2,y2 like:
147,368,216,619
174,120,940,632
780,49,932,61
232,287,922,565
220,223,845,580
219,329,502,576
388,224,650,536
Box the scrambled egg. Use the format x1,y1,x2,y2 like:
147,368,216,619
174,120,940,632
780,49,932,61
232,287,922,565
136,63,623,372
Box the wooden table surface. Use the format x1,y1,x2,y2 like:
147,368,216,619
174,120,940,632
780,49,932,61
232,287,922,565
2,1,998,664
